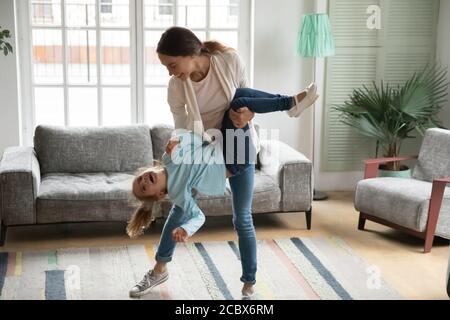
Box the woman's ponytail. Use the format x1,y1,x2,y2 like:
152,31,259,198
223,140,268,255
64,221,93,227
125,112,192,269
201,40,233,54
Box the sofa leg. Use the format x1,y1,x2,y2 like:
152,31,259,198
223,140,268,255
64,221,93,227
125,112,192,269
0,220,6,247
305,209,312,230
358,213,366,230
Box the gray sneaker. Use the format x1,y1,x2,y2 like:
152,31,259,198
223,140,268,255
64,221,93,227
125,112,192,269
129,269,169,298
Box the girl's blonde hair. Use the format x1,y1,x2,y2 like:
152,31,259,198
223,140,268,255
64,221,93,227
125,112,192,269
126,163,164,238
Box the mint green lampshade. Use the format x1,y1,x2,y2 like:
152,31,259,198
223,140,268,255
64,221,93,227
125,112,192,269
297,13,335,58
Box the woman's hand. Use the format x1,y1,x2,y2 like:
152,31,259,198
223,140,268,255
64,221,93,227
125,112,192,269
229,107,255,129
172,227,188,242
165,137,180,155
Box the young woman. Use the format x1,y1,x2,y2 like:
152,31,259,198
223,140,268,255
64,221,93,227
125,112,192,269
129,26,317,299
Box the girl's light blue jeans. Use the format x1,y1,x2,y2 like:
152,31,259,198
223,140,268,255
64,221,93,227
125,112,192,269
155,164,257,285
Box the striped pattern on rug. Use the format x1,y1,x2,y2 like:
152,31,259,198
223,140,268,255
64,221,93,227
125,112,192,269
0,237,401,300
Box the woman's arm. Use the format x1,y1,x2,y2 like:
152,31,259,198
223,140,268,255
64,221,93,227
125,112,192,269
229,107,255,129
228,51,254,128
168,78,188,129
165,137,180,155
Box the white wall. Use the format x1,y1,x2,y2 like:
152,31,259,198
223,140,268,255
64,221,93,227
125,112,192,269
437,0,450,129
0,0,21,157
253,0,315,159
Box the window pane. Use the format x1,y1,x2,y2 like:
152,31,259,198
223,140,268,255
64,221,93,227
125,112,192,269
32,29,63,84
145,31,170,85
100,0,129,27
177,0,206,28
210,0,238,28
34,87,65,126
65,0,96,27
145,88,173,126
102,88,131,125
209,31,238,50
31,0,62,26
67,30,97,84
144,0,173,28
68,87,98,126
193,31,206,42
101,31,130,84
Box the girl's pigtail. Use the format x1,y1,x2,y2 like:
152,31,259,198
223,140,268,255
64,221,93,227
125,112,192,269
126,202,154,238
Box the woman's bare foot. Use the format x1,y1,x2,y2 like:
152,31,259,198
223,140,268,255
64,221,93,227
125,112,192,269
242,283,255,299
153,261,167,274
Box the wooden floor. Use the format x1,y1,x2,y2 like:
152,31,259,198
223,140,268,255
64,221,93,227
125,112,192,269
1,191,449,300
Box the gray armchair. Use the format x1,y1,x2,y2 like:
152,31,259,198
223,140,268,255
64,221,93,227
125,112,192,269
0,124,313,246
355,128,450,253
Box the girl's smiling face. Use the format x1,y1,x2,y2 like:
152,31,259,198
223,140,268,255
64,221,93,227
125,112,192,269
132,167,167,200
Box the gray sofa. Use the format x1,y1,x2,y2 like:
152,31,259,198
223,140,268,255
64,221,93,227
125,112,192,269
0,124,313,246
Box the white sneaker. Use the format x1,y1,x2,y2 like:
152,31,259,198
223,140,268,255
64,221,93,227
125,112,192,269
287,83,319,118
129,269,169,298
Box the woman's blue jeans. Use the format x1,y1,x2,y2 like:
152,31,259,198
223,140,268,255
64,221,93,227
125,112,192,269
155,164,257,285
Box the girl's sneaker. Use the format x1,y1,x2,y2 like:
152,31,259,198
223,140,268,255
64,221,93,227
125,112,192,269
129,269,169,298
287,83,319,117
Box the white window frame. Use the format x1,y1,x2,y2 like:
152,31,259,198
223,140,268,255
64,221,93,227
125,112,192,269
17,0,252,147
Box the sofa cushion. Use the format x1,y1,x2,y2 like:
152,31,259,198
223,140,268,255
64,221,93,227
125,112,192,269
355,177,450,237
150,124,175,162
34,125,153,174
37,172,138,223
156,170,281,217
38,172,135,200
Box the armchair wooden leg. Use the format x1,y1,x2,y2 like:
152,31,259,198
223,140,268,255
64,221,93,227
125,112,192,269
0,220,6,247
423,180,447,253
358,213,366,230
305,209,312,230
423,233,434,253
447,273,450,298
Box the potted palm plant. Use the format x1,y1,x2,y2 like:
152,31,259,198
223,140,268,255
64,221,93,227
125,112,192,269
0,27,13,56
333,64,448,177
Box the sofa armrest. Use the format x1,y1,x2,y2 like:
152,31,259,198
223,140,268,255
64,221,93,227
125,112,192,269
0,147,41,225
363,155,418,179
259,139,313,212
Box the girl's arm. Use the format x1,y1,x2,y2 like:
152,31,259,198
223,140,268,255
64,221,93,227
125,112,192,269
177,192,206,239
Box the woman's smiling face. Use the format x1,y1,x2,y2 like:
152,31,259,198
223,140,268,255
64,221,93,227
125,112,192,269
158,53,195,81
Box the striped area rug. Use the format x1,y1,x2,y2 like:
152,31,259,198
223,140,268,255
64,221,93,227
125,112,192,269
0,237,401,300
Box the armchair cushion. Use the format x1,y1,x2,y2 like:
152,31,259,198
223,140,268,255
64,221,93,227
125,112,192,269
355,177,450,238
413,128,450,182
